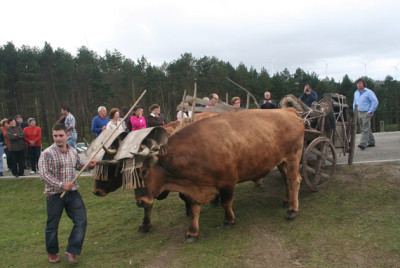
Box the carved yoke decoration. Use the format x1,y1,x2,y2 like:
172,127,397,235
87,128,128,182
89,127,168,190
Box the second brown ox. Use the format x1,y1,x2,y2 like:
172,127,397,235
132,108,305,242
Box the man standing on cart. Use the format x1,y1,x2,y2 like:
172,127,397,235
353,78,379,150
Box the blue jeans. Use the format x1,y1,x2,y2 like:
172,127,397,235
45,191,87,255
67,137,77,148
28,146,41,172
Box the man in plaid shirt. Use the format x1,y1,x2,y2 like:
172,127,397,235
39,123,96,264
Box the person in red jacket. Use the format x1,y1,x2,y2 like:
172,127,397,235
24,118,42,174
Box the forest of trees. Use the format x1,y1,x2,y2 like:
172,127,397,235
1,42,399,146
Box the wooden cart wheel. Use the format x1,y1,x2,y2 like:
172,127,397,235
302,137,337,191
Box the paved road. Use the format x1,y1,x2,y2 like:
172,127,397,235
337,131,400,164
1,131,399,180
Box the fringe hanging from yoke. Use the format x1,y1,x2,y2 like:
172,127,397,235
92,164,109,181
121,159,145,190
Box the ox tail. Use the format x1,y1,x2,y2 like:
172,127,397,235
280,94,309,113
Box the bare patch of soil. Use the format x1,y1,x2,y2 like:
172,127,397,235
241,226,303,267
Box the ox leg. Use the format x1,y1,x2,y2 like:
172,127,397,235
284,159,302,219
220,189,235,228
277,162,290,208
184,203,201,243
138,204,153,233
179,193,191,216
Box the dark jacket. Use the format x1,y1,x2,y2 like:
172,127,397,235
6,126,26,151
259,98,277,109
300,91,318,107
146,114,167,127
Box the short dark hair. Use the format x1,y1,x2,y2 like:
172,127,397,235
133,105,143,113
149,104,160,113
15,115,23,119
52,123,67,133
7,118,15,124
61,105,70,112
109,108,120,119
356,78,367,87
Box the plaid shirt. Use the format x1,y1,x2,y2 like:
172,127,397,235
38,143,85,196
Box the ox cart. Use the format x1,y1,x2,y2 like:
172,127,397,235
178,88,357,192
177,89,357,192
281,93,357,191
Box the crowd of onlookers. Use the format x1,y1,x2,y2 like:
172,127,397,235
0,103,171,177
0,88,318,178
0,115,42,177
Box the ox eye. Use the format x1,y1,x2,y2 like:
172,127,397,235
141,170,147,177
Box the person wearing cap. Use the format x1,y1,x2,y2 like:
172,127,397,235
15,115,29,129
24,118,42,174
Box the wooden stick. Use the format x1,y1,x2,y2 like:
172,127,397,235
60,90,147,198
179,90,187,128
190,82,197,123
225,77,260,108
348,105,357,165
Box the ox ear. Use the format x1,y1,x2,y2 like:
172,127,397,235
157,152,174,169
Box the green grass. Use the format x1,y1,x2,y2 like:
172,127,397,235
1,162,399,267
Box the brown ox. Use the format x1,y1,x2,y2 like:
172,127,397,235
134,108,304,243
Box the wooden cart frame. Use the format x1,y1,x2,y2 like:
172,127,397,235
299,93,357,191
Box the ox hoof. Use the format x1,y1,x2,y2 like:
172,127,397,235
138,225,150,233
282,200,289,208
285,209,298,220
184,234,198,244
221,221,236,229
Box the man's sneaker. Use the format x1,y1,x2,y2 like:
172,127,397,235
367,144,375,147
30,171,35,174
48,254,61,263
63,252,78,264
358,144,366,150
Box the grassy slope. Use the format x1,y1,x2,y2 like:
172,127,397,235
0,162,399,267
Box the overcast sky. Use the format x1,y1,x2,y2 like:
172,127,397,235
2,0,399,82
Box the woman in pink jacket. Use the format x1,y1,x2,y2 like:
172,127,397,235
130,106,147,131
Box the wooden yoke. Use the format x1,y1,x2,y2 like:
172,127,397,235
60,90,147,198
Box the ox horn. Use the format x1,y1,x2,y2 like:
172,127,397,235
96,159,120,165
103,146,117,156
131,145,151,157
